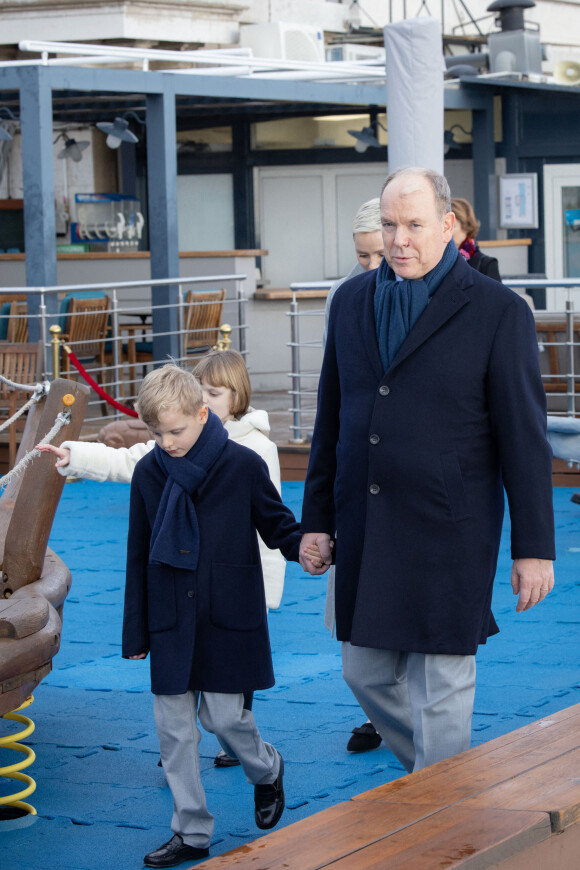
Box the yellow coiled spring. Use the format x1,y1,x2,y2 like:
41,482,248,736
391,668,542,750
0,695,36,816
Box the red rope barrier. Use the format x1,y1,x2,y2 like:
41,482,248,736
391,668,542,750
64,349,139,418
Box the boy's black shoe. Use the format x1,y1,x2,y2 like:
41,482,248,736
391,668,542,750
346,721,382,752
254,755,285,829
214,749,241,767
144,834,209,867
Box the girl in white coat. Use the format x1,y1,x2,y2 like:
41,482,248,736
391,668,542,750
38,350,286,767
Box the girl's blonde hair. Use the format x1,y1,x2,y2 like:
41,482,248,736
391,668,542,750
136,364,203,428
193,350,251,418
451,197,480,239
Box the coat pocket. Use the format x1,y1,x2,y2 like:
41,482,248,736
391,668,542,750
147,565,177,632
440,451,472,522
210,562,264,631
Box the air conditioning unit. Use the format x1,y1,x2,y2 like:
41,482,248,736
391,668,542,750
326,44,386,64
239,22,325,63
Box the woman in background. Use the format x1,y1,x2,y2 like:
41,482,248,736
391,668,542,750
452,197,501,281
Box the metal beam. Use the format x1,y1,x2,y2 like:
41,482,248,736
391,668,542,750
146,87,180,363
471,99,497,239
19,66,58,337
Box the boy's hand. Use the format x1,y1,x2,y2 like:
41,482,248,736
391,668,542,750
128,653,147,660
299,533,333,575
36,443,71,469
303,542,332,569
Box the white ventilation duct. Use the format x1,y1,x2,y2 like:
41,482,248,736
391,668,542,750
384,17,444,175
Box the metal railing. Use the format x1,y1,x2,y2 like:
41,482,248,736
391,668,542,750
0,273,247,425
287,277,580,443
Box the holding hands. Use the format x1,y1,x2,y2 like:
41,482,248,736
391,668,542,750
299,533,333,575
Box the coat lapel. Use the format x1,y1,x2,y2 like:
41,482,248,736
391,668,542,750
387,257,473,375
354,273,384,380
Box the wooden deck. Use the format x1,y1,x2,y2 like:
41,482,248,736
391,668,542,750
196,703,580,870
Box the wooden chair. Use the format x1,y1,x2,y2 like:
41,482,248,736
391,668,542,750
534,312,580,413
6,301,28,343
0,300,28,343
184,288,226,356
59,293,111,379
0,341,42,469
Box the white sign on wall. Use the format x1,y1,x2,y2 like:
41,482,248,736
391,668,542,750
498,173,539,229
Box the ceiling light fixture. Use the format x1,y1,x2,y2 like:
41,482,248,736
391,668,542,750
0,107,18,142
348,117,387,153
96,112,144,149
54,131,90,162
444,123,472,155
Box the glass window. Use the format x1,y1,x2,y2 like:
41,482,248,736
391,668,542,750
177,126,232,153
251,114,386,150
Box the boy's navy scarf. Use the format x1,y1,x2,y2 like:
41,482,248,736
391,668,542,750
374,239,458,372
149,409,228,571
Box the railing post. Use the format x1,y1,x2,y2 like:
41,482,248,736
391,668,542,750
289,292,304,444
39,296,49,379
237,282,246,355
566,300,576,417
178,286,185,361
110,288,121,409
49,324,61,379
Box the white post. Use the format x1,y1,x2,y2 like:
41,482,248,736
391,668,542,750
384,17,445,175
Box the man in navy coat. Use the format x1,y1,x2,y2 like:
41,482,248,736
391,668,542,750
299,167,555,773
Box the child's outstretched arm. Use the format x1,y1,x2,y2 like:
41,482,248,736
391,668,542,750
35,439,153,483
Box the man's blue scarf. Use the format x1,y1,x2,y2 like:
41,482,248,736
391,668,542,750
149,409,228,571
374,239,459,372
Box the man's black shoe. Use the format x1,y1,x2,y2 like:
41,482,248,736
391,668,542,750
346,721,382,752
254,755,285,830
571,493,580,505
144,834,209,868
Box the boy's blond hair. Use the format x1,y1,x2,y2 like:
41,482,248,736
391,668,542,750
193,350,251,418
136,364,204,428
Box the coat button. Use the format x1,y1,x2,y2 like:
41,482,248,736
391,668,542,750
379,385,390,396
369,434,380,445
369,484,380,495
187,590,194,598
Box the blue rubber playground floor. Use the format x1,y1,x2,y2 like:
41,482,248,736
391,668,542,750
1,481,579,870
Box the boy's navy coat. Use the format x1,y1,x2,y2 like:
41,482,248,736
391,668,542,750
301,255,555,655
123,440,301,695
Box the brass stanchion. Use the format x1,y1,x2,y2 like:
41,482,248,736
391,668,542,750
213,323,232,351
49,325,62,379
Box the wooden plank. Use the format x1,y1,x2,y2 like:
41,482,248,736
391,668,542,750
196,800,442,869
353,705,580,808
197,806,550,870
325,808,550,870
465,747,580,833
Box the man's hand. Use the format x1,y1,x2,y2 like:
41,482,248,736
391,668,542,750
300,532,333,575
511,558,554,612
36,443,71,469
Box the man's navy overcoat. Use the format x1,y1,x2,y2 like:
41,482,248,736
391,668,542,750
301,255,555,655
123,440,301,694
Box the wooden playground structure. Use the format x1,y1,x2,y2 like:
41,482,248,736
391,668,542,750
0,377,89,816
